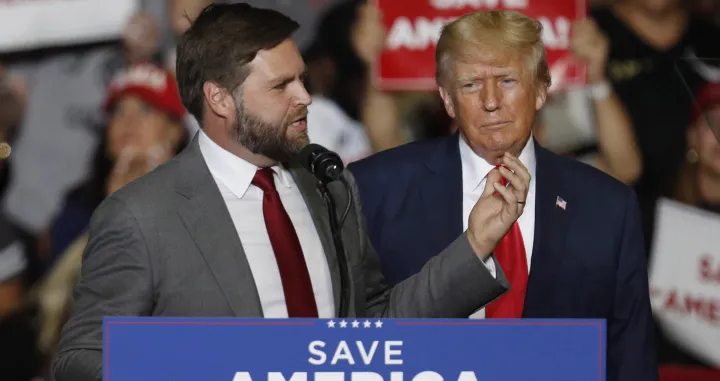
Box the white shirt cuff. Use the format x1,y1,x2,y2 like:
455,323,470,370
482,255,498,279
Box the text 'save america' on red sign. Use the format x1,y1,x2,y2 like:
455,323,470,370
374,0,587,92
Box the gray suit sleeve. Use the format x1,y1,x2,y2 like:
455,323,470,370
343,172,510,318
52,196,154,381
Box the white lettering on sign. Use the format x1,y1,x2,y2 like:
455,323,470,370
386,16,570,51
307,340,404,366
430,0,528,10
539,16,571,49
232,372,480,381
386,17,454,50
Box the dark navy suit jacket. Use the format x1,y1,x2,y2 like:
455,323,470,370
348,134,658,381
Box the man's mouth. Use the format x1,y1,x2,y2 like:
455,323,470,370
289,116,307,131
480,121,512,129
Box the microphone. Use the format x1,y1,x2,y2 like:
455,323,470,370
295,144,344,184
294,143,351,318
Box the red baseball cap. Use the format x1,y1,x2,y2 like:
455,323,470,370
104,63,186,120
691,82,720,124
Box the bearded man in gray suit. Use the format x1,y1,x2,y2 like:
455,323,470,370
53,3,532,381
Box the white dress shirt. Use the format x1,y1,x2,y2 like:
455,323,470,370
460,135,537,319
198,131,335,318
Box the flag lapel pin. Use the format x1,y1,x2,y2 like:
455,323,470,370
555,196,567,210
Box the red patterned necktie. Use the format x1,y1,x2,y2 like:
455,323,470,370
485,165,529,318
253,168,319,317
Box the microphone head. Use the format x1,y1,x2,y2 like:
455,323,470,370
295,143,344,184
296,143,326,169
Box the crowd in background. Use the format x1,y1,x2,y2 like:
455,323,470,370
0,0,719,380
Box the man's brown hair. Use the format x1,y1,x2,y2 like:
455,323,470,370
176,3,300,122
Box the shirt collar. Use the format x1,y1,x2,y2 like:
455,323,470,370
198,130,292,199
459,134,537,194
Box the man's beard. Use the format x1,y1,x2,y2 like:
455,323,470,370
231,98,309,163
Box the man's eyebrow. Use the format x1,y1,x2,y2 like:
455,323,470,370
457,69,516,82
269,74,295,87
270,67,308,87
457,74,482,82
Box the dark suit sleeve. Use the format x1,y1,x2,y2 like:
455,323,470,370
52,196,154,381
608,189,658,381
343,171,509,318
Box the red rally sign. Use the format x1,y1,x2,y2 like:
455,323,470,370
374,0,587,92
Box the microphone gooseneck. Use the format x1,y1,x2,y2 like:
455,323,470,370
294,144,351,318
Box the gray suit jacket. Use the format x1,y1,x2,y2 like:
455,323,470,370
52,136,509,381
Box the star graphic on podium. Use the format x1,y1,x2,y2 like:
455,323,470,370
351,320,360,328
327,320,336,328
363,320,372,328
339,320,348,328
374,320,383,328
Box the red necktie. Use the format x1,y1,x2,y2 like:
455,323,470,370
484,165,529,318
253,168,319,317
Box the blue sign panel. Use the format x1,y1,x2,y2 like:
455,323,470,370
103,318,605,381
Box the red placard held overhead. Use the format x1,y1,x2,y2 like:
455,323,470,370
374,0,587,92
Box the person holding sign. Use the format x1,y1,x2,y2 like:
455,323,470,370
349,10,657,381
652,81,720,372
52,4,521,381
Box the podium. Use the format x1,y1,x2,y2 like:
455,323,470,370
103,318,605,381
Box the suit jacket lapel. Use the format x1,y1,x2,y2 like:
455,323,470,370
421,134,464,252
288,166,343,317
174,136,263,317
524,142,572,316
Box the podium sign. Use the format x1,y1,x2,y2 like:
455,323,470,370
103,318,605,381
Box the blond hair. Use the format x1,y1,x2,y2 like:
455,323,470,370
436,10,551,89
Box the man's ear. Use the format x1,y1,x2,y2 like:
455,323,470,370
203,81,235,119
438,85,456,118
535,83,548,111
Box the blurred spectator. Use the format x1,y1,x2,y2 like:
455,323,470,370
0,215,41,381
304,1,405,163
48,63,188,262
656,81,720,378
0,64,27,199
675,82,720,213
541,17,642,184
1,64,186,379
0,65,189,380
587,0,720,249
0,9,164,259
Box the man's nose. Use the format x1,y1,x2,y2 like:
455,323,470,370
481,82,501,112
292,80,312,107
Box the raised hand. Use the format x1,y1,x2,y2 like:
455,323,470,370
123,12,161,65
466,152,530,260
351,3,386,66
106,144,170,195
570,19,610,84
